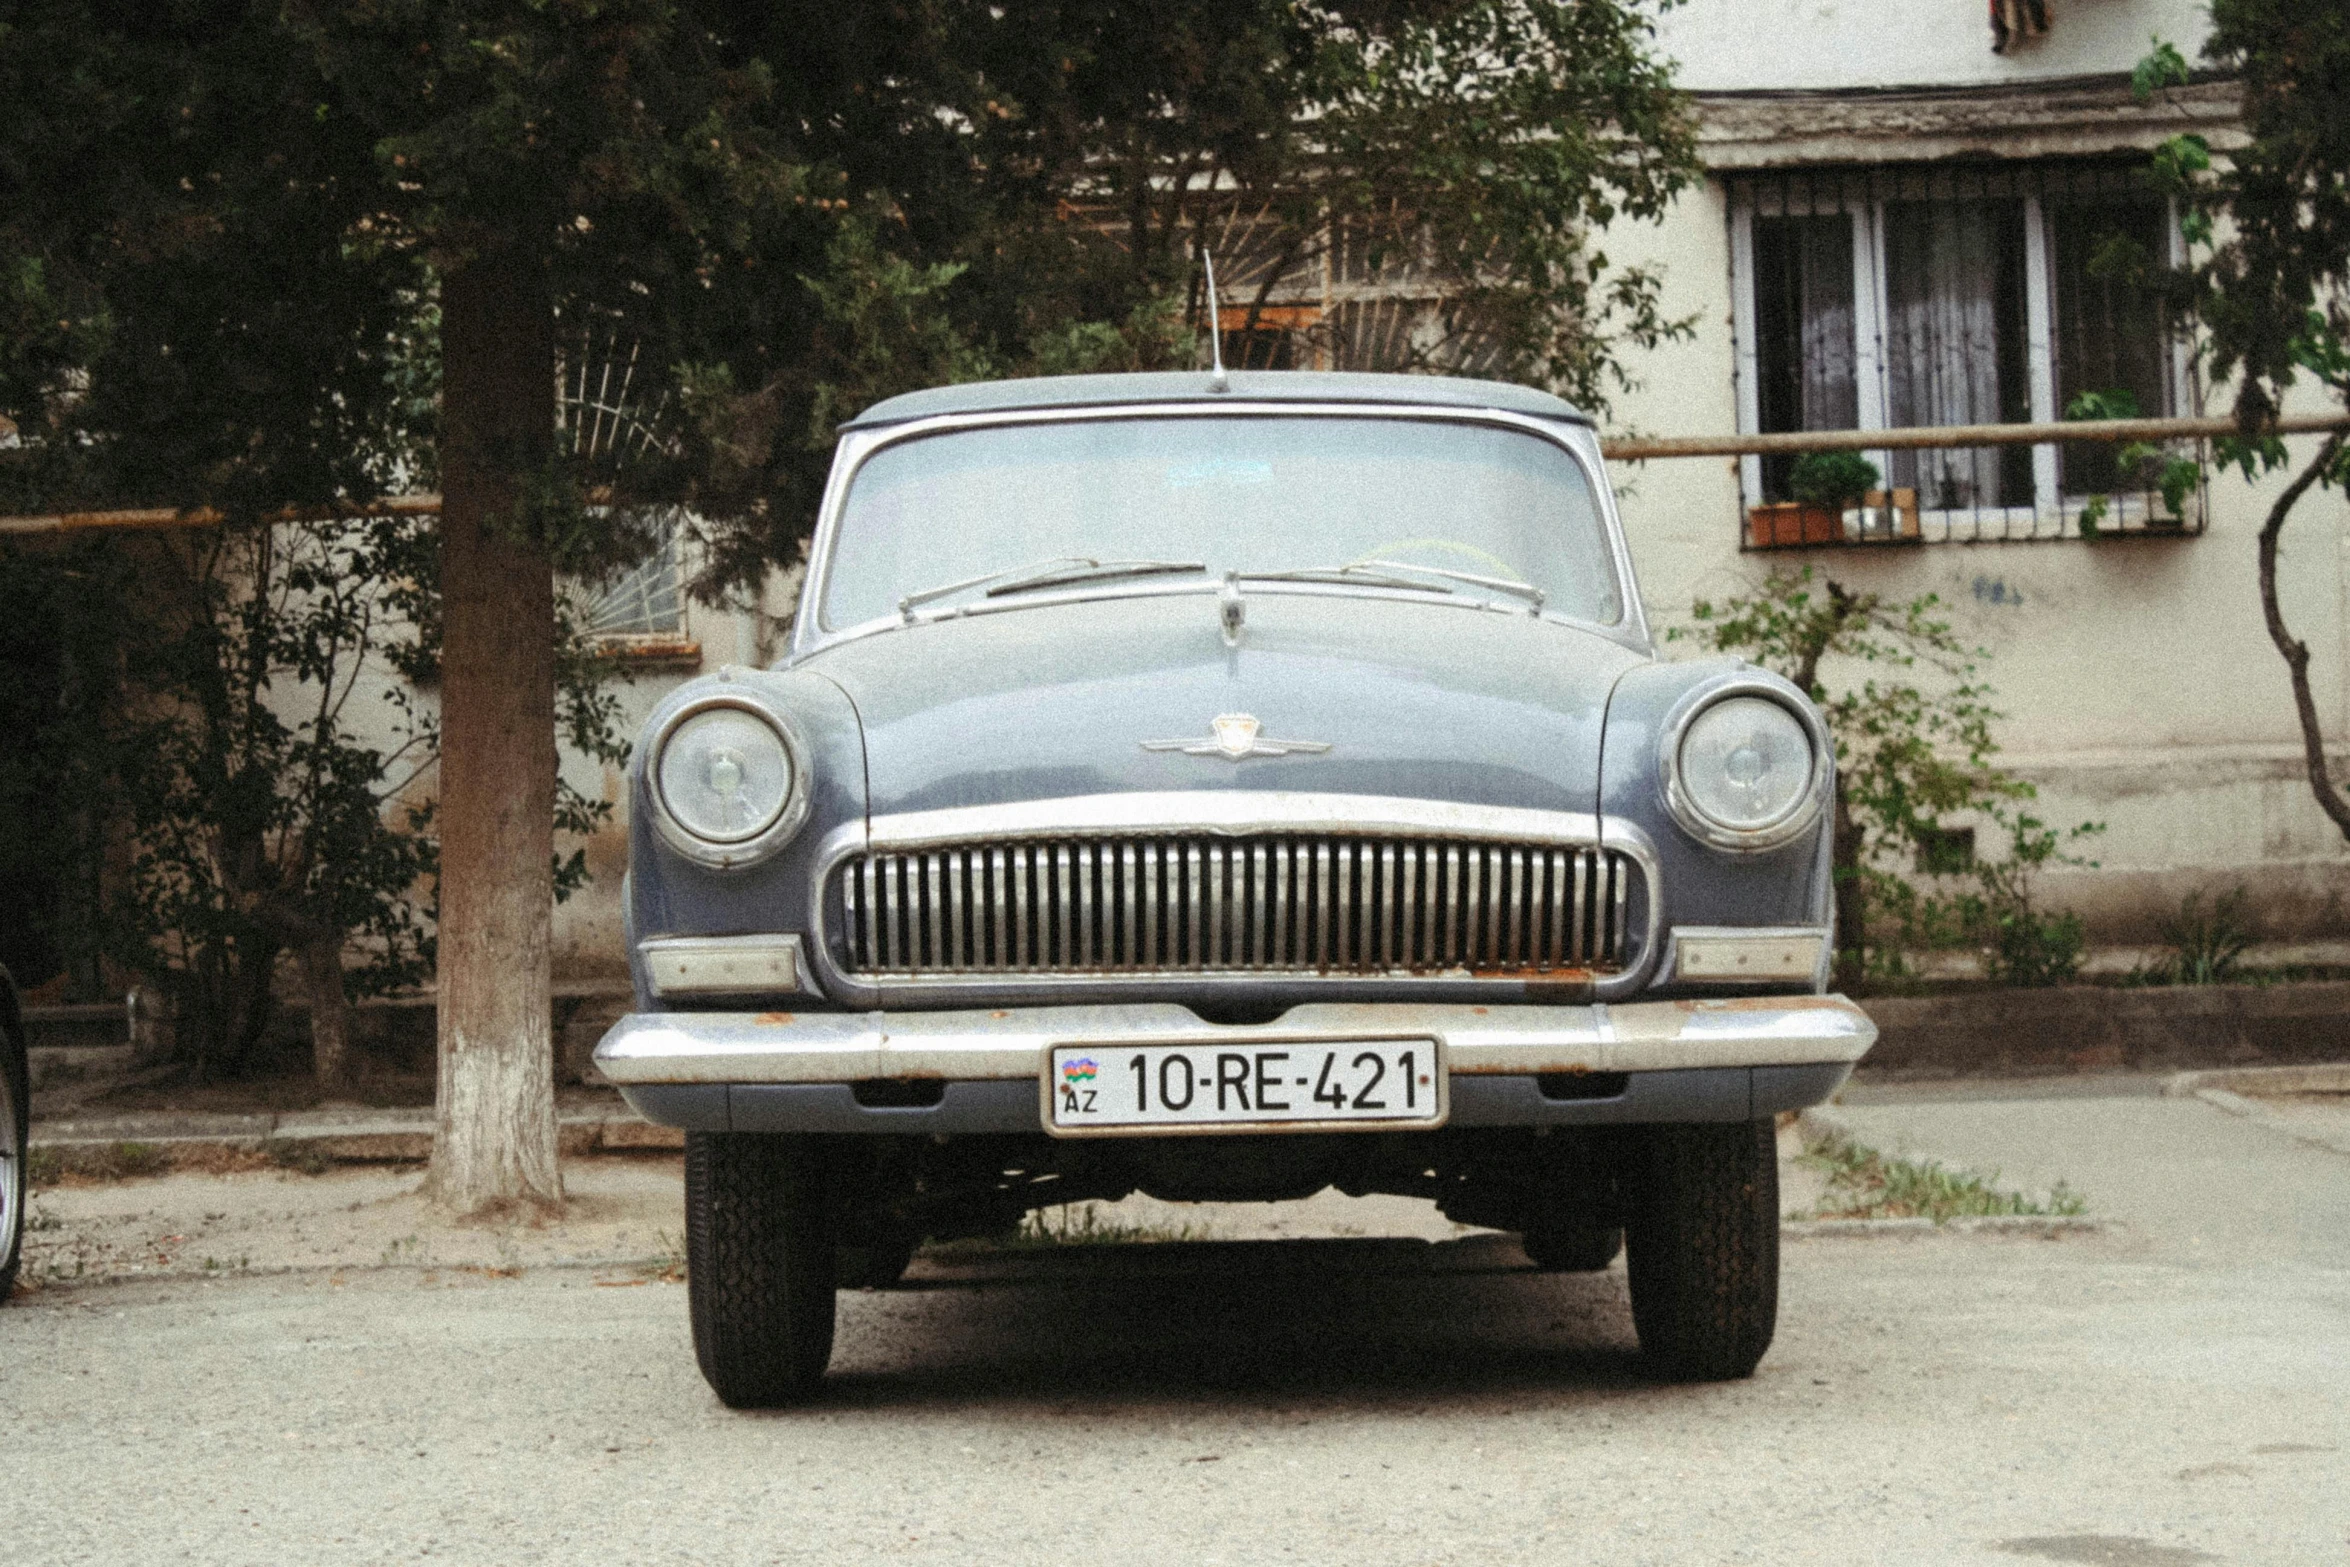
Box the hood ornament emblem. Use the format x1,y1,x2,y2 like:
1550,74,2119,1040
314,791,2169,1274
1142,713,1331,762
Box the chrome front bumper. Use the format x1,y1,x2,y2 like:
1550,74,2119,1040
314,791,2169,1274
594,996,1875,1135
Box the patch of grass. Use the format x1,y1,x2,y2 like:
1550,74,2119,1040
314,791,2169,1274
1009,1202,1210,1248
1801,1132,2086,1222
26,1146,62,1186
927,1202,1210,1257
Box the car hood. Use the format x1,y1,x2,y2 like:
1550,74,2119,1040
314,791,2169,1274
798,591,1646,820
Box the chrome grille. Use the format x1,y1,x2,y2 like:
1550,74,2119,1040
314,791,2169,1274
835,834,1640,977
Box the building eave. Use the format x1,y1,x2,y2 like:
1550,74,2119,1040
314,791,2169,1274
1693,73,2243,171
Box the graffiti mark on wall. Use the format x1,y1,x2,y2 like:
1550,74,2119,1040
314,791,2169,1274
1972,576,2024,608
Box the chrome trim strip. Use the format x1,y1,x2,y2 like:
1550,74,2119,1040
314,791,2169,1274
595,995,1878,1086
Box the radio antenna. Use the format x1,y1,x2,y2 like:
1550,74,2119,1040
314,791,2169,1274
1202,244,1229,392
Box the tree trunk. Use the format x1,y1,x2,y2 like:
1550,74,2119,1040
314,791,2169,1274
2257,430,2350,844
299,934,351,1093
428,246,563,1218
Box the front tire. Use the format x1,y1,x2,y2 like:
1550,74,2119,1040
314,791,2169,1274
1625,1120,1778,1381
685,1132,835,1408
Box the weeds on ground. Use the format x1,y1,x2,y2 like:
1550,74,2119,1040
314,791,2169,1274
1801,1132,2086,1222
1013,1203,1210,1247
2144,887,2257,986
927,1202,1210,1256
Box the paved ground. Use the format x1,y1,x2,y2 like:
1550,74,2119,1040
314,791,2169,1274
5,1085,2347,1566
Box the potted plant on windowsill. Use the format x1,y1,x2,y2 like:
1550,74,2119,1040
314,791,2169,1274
1747,451,1883,547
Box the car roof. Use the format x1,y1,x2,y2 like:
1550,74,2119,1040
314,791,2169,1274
841,370,1592,430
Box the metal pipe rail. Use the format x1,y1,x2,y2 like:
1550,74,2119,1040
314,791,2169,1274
5,414,2348,534
1599,411,2350,462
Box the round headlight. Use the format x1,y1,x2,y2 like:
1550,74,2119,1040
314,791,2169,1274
655,703,797,848
1667,692,1825,849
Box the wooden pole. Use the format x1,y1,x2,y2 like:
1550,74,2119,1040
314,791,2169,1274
0,493,444,537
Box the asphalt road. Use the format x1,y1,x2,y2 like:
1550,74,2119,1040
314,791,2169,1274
7,1091,2348,1567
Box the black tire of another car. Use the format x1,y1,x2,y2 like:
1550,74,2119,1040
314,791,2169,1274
0,969,27,1302
1625,1118,1779,1381
1520,1222,1623,1273
685,1131,836,1408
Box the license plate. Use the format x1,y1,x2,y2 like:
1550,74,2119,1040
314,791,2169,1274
1045,1040,1445,1136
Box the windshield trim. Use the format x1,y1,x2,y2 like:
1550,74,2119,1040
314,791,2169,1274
793,401,1646,660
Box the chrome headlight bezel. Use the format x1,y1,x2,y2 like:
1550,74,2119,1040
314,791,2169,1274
1658,678,1832,853
646,692,812,870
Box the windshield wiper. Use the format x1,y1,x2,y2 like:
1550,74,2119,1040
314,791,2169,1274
897,557,1208,621
1237,561,1545,613
983,558,1205,598
1235,565,1458,595
1351,559,1546,612
898,556,1094,620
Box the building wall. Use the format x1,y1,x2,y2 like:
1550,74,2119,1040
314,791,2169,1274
1653,0,2213,92
1606,0,2350,946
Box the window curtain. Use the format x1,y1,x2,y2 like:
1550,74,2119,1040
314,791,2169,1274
1753,213,1857,499
1883,199,2030,509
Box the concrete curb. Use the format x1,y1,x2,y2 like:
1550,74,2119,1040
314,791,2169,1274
10,1253,686,1300
29,1104,684,1160
1856,980,2350,1079
2161,1063,2350,1158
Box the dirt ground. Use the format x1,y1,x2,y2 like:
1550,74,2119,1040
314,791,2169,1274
13,1126,1837,1292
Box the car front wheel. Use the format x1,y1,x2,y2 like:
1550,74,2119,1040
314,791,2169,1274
1624,1119,1778,1381
685,1132,836,1408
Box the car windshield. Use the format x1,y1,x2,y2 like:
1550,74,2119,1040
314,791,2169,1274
819,413,1624,630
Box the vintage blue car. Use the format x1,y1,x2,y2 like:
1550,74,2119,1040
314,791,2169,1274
594,370,1876,1406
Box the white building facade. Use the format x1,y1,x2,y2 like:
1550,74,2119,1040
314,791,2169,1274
1605,0,2350,956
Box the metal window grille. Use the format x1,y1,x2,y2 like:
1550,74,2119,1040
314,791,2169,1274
1729,161,2205,546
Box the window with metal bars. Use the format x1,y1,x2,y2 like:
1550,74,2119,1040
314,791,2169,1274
1730,162,2199,543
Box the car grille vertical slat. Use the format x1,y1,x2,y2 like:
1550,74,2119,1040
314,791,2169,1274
839,830,1640,978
